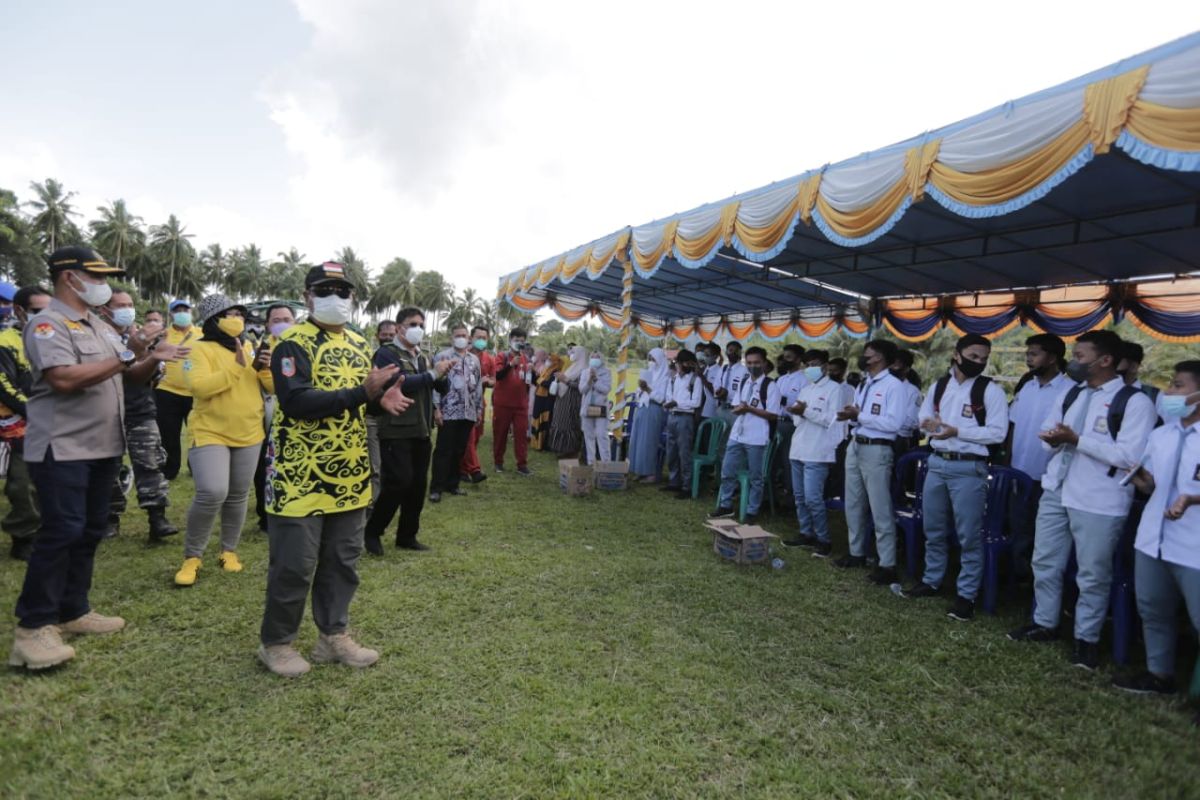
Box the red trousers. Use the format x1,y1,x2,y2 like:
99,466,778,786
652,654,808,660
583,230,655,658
459,405,485,476
492,405,528,469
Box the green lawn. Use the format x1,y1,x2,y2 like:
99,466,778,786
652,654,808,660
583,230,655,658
2,432,1197,798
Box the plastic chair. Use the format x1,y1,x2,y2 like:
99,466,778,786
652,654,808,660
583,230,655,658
891,450,929,580
689,417,727,498
979,466,1035,614
611,393,637,461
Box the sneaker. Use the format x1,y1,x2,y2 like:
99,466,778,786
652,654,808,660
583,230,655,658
364,536,384,557
659,484,683,493
311,632,380,668
811,542,833,558
947,596,975,622
867,566,898,585
9,538,33,562
833,554,867,569
60,611,126,636
494,464,505,473
8,625,75,670
744,514,758,525
1006,623,1058,643
174,557,202,587
258,643,311,678
470,471,487,484
1112,671,1176,696
397,540,430,552
1070,639,1100,671
516,467,533,477
448,488,468,497
429,492,442,503
712,507,735,519
903,582,939,599
781,536,813,548
218,551,243,573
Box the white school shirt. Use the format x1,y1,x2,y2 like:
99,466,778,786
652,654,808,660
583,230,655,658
897,379,922,437
702,363,722,417
1008,372,1073,480
649,369,671,405
1040,376,1156,517
775,371,808,418
729,374,782,446
851,370,905,440
789,376,841,463
832,381,856,443
1135,420,1200,570
669,371,705,413
719,362,750,405
918,372,1009,457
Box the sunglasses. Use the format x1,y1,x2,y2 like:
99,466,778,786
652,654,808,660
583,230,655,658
312,285,353,299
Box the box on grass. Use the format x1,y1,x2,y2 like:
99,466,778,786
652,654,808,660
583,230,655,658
559,459,593,497
592,461,630,490
704,518,779,565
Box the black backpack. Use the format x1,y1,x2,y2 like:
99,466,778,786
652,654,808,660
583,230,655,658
1061,383,1141,476
932,374,1003,460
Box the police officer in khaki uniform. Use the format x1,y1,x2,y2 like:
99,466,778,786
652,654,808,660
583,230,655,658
8,246,187,671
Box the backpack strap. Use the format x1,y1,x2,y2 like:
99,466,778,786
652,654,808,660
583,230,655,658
1013,370,1036,396
1061,384,1084,418
758,375,773,409
932,375,950,415
969,376,991,427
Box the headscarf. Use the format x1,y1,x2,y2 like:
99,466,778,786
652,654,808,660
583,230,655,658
539,353,563,383
563,345,588,382
639,348,668,387
197,293,245,353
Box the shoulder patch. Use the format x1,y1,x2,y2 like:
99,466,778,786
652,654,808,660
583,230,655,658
281,357,296,377
32,322,55,340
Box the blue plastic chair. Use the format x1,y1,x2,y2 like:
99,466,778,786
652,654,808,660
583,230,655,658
979,466,1035,614
891,450,929,580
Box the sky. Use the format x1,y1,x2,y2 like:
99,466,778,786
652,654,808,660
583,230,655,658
1,1,1196,302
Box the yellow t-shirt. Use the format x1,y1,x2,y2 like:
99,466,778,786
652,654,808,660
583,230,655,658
158,325,203,396
184,339,274,448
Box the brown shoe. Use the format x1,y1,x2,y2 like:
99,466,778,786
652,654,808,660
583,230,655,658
8,625,76,670
311,632,380,668
258,643,311,678
60,611,126,636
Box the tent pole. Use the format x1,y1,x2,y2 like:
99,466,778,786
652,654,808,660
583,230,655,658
611,257,634,456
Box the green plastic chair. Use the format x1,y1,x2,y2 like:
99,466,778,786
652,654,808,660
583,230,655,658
713,430,784,522
689,417,727,499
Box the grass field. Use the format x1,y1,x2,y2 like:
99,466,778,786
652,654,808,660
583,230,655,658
2,431,1198,798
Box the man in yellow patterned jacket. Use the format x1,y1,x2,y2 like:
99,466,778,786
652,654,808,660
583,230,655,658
257,262,411,678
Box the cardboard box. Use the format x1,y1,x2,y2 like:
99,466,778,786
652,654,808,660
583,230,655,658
704,518,779,565
559,459,594,497
592,461,630,491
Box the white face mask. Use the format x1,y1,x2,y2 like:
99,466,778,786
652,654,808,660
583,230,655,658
69,272,112,307
110,307,136,328
453,336,469,350
310,294,353,326
403,325,424,346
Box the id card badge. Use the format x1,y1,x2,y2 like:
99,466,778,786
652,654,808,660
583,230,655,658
1092,416,1109,435
870,403,881,415
961,403,974,419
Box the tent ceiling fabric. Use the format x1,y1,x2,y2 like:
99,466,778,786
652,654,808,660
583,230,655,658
498,32,1200,342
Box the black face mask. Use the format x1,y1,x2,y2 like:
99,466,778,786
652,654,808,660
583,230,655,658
748,365,764,378
779,359,794,373
1065,359,1092,382
857,355,871,371
727,352,740,364
957,357,987,379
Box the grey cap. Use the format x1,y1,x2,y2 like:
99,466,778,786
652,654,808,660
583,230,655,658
196,293,242,325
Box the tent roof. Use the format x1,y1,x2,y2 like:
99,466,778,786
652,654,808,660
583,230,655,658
498,31,1200,340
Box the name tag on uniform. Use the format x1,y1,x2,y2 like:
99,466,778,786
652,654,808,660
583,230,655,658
961,403,974,419
1093,416,1109,435
870,403,881,415
750,398,759,408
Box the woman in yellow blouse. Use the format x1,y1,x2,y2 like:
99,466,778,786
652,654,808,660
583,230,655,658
174,294,274,587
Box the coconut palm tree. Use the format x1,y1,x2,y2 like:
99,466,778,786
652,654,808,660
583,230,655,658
26,178,82,251
365,257,417,317
147,214,196,299
0,188,43,285
198,243,230,293
89,199,145,271
225,244,265,301
413,270,454,337
264,248,308,299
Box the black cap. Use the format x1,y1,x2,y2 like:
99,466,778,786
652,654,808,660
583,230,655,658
47,245,124,276
305,261,354,289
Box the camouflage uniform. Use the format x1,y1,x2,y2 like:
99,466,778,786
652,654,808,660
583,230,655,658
0,325,39,556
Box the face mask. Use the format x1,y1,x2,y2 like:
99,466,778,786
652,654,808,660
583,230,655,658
780,360,795,373
310,294,353,326
727,352,740,364
857,355,871,371
804,366,823,382
956,357,986,379
110,307,136,328
403,326,424,346
589,357,602,369
69,273,113,307
748,365,764,378
172,311,193,328
268,322,292,338
1065,359,1092,383
510,341,523,352
1158,393,1198,420
217,317,245,338
473,338,487,350
453,336,469,350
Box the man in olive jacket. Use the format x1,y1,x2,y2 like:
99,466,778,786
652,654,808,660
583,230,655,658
364,307,451,554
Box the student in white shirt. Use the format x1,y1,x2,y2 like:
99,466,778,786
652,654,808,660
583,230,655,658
1006,333,1072,580
714,347,780,522
1008,331,1156,672
661,350,705,497
781,350,839,558
713,341,749,427
1115,361,1200,700
835,339,907,585
578,351,613,466
889,349,923,454
903,334,1009,621
1117,341,1162,406
773,345,808,441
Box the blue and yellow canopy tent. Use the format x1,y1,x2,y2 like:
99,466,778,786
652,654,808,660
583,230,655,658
497,32,1200,435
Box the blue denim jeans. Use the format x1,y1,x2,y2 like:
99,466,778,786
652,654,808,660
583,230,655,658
921,453,988,599
1134,550,1200,676
790,459,832,543
718,441,766,514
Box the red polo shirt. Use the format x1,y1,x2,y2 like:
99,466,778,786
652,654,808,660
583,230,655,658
492,351,529,409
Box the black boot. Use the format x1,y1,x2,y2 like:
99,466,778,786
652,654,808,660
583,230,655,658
103,515,120,540
9,537,33,561
147,507,179,541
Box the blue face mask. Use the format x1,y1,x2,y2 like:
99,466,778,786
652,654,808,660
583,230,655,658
172,311,192,328
111,307,136,328
804,366,823,382
589,358,602,369
1157,392,1197,419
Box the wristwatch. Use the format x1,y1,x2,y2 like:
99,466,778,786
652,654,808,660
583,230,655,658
118,349,137,369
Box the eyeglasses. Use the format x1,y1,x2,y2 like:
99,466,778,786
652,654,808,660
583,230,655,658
312,285,352,299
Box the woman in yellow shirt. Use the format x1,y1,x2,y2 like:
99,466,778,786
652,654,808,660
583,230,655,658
174,294,274,587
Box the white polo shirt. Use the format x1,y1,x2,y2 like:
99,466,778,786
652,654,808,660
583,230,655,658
897,379,922,437
789,375,841,463
775,371,808,418
718,362,749,406
1009,372,1073,479
851,369,906,441
1135,419,1200,569
669,371,705,413
1040,377,1156,517
702,363,722,417
918,372,1009,457
729,374,781,446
